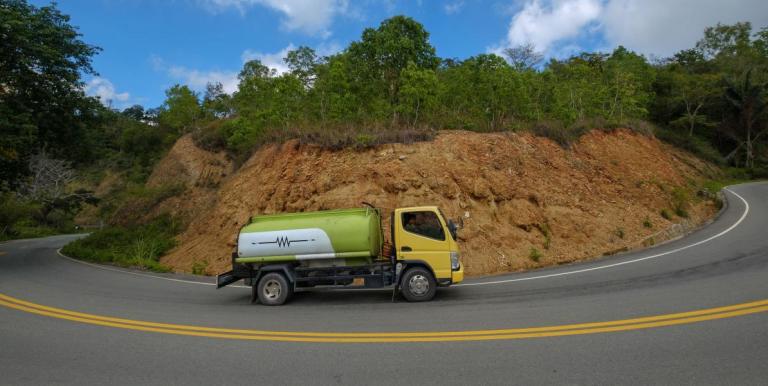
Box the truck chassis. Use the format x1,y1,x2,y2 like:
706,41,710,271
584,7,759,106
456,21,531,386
217,254,442,305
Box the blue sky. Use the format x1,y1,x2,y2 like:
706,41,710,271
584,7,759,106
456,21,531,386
32,0,768,109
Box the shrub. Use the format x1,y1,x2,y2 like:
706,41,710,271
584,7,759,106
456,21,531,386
61,214,179,272
655,127,725,165
0,193,31,238
614,227,625,239
530,121,585,148
671,187,690,218
109,184,186,226
643,217,653,228
621,119,656,136
192,121,228,151
529,247,542,262
540,223,552,249
660,209,673,220
191,260,208,275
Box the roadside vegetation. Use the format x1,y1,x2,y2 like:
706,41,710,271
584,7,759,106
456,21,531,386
61,215,178,272
1,1,766,266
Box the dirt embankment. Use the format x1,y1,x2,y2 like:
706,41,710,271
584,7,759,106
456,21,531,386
149,129,719,276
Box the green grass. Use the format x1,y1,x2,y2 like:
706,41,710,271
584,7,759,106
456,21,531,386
540,223,552,250
191,260,209,275
643,217,653,229
701,172,754,194
529,247,542,263
61,215,179,272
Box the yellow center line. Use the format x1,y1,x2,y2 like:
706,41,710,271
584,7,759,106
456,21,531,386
1,293,767,342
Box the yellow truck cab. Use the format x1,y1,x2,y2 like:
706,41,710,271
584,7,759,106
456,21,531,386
392,206,464,299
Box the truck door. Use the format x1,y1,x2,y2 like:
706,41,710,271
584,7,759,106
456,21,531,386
395,210,451,280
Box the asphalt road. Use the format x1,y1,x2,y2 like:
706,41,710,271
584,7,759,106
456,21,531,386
1,182,767,385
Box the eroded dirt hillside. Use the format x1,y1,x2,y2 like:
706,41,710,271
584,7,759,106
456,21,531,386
156,129,719,276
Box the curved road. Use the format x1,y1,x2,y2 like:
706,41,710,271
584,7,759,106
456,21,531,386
1,182,767,385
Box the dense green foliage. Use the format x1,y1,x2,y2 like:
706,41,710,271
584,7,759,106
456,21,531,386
170,17,767,175
0,1,180,239
61,215,179,272
0,0,103,187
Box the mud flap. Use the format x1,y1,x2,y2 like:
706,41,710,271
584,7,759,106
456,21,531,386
216,270,240,289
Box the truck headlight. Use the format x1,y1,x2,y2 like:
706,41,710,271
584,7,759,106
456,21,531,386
450,251,460,270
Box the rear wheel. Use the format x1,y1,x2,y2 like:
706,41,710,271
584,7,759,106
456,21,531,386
400,267,437,302
256,272,293,306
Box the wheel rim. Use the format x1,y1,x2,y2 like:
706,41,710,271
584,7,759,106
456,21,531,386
408,274,430,296
263,279,282,300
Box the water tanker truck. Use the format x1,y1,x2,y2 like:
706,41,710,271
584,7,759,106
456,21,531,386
216,205,464,305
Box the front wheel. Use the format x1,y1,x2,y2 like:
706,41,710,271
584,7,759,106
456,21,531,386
256,272,293,306
400,267,437,302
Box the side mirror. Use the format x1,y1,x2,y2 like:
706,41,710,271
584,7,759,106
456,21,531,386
448,219,458,240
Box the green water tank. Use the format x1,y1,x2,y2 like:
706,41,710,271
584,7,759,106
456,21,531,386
236,207,383,266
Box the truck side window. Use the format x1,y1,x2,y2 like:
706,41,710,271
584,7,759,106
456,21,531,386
402,211,445,241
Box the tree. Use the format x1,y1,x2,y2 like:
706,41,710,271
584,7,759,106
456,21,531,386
603,47,655,121
696,22,753,60
398,62,438,127
19,150,97,224
122,105,146,121
669,70,719,136
545,55,607,123
346,16,439,123
202,82,232,119
285,46,321,89
0,0,101,187
503,43,543,71
238,59,275,83
157,85,202,133
723,69,767,168
310,54,360,123
440,54,522,130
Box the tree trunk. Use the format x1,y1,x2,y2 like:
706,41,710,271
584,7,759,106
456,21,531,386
746,128,753,169
412,99,420,128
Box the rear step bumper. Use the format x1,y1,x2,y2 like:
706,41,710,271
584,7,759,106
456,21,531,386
216,270,240,289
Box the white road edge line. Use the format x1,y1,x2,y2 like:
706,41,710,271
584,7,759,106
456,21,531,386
455,188,750,287
56,188,749,290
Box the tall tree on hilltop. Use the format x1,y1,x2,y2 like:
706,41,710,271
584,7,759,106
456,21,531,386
158,85,202,134
346,16,439,124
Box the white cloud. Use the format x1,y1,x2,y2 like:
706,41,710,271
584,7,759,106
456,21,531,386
202,0,349,38
506,0,601,52
168,66,240,94
85,77,131,107
601,0,768,57
444,1,464,15
152,56,239,94
241,44,295,75
241,42,342,74
500,0,768,59
154,43,341,94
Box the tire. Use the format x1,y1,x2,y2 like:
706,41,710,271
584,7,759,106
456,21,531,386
400,267,437,302
256,272,293,306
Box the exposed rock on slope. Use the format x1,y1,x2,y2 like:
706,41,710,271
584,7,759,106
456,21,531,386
157,129,719,276
142,135,233,224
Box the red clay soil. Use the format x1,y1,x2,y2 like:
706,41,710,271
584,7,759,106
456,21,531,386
153,129,719,276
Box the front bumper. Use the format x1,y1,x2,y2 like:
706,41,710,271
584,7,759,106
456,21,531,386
451,262,464,284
